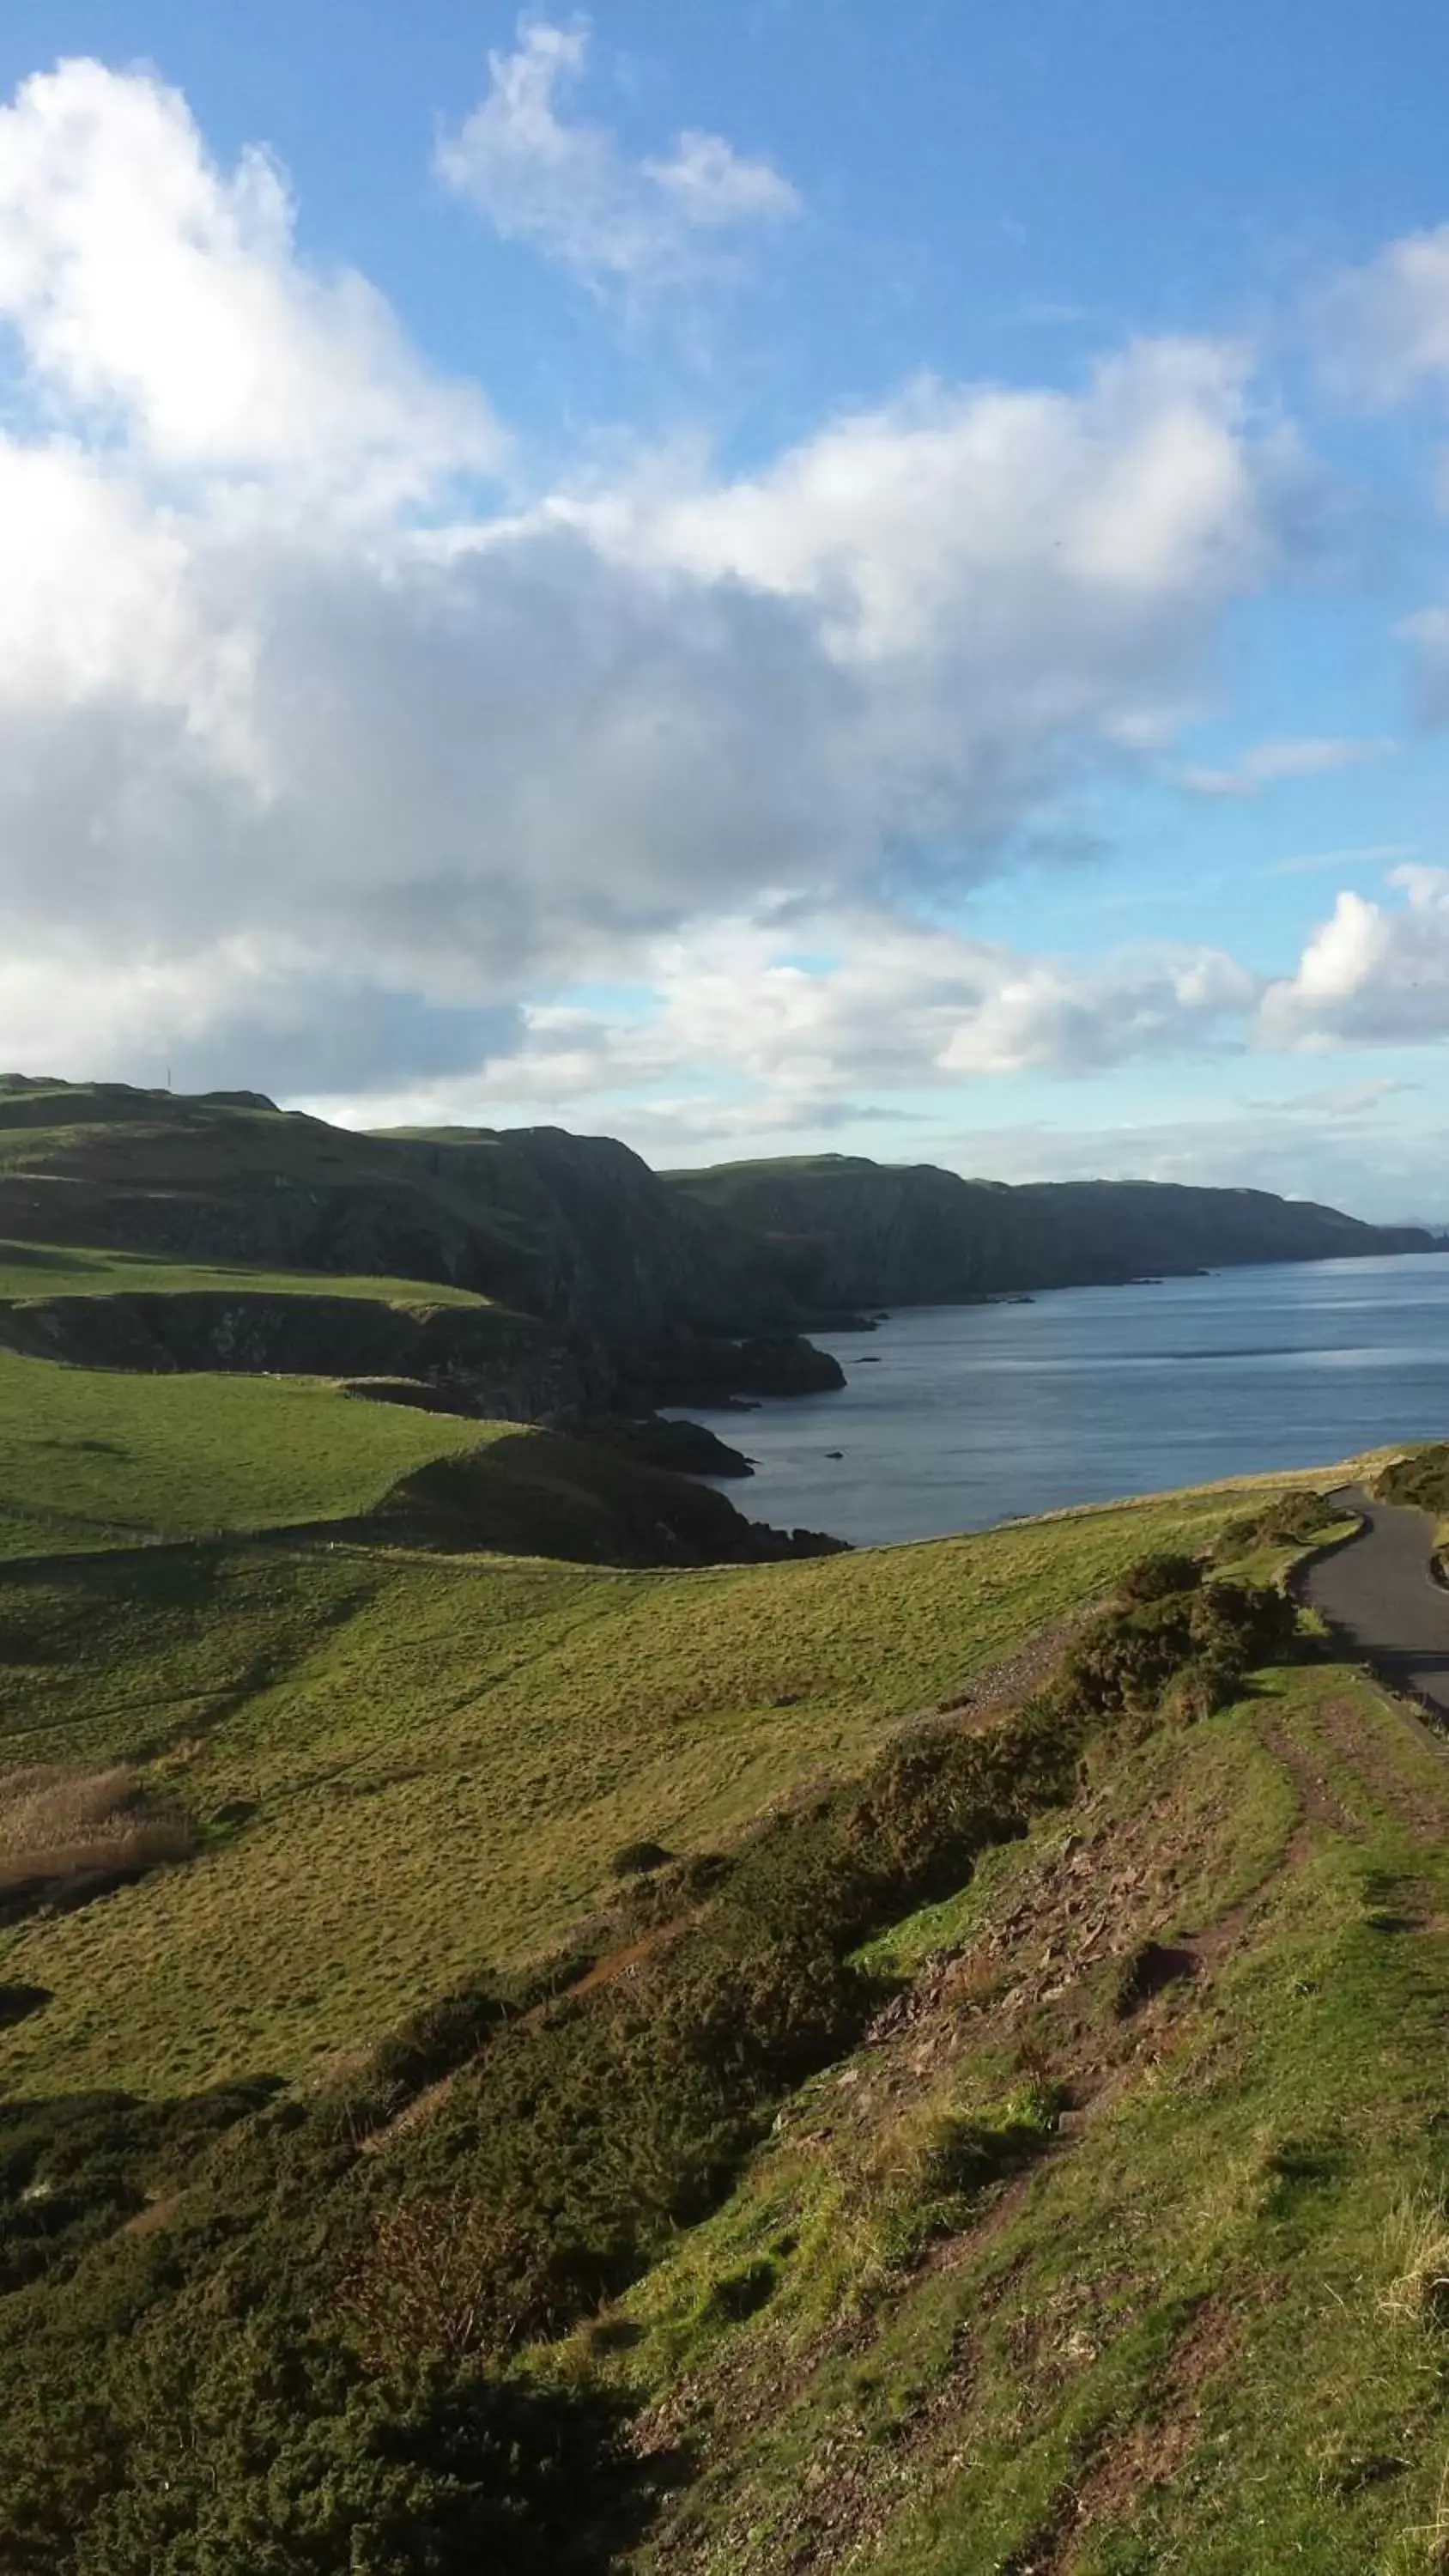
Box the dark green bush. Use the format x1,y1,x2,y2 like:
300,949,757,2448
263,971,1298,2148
1188,1578,1296,1670
1216,1490,1339,1554
1161,1658,1238,1725
1379,1447,1449,1516
1118,1552,1203,1604
1058,1578,1294,1721
1058,1599,1195,1716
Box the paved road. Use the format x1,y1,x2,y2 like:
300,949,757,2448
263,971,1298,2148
1304,1484,1449,1719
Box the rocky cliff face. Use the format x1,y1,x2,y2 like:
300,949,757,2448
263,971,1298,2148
0,1292,599,1422
0,1084,1435,1358
664,1156,1438,1309
0,1084,797,1339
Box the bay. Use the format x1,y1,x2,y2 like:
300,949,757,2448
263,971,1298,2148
676,1251,1449,1546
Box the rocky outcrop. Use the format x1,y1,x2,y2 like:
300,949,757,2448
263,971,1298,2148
618,1331,847,1408
582,1414,755,1478
0,1291,599,1423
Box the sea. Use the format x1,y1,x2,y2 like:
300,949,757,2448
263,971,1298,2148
672,1251,1449,1547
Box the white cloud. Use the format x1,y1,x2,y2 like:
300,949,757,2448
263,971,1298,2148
436,15,798,290
303,856,1449,1154
1174,736,1391,799
1258,866,1449,1049
1319,225,1449,404
642,129,798,229
542,341,1283,851
0,58,500,504
301,909,1260,1142
0,60,1299,1103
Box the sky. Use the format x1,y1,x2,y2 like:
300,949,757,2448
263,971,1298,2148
2,5,1449,1216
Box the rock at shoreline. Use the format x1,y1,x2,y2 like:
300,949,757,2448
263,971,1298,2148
624,1329,846,1408
584,1413,755,1478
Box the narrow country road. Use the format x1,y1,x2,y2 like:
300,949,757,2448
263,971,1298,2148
1303,1484,1449,1720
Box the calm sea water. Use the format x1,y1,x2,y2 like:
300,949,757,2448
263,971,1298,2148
676,1252,1449,1546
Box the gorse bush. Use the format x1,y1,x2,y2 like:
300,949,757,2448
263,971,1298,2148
1117,1551,1204,1604
1215,1489,1340,1554
1057,1577,1294,1721
1379,1445,1449,1518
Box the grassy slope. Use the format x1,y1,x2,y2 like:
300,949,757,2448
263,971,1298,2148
3,1322,1447,2561
0,1345,529,1555
585,1657,1449,2575
0,1236,494,1305
1,1487,1252,2099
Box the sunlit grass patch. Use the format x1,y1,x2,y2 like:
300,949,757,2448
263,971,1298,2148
0,1485,1263,2096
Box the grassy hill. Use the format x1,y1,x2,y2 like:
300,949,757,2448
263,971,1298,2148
0,1344,510,1557
0,1340,819,1571
0,1078,791,1338
7,1458,1449,2570
0,1237,496,1306
593,1653,1449,2574
0,1483,1243,2100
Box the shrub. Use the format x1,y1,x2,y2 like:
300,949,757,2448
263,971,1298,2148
1058,1601,1195,1717
1161,1659,1238,1725
1379,1447,1449,1518
1216,1490,1339,1554
1118,1551,1203,1604
370,1980,510,2095
1188,1578,1296,1671
1058,1578,1294,1722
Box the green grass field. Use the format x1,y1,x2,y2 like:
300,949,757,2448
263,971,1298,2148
0,1485,1256,2099
0,1345,524,1556
0,1236,494,1306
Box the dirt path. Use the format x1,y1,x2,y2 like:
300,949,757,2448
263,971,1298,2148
1303,1483,1449,1720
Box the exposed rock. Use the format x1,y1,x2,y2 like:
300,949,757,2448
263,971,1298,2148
583,1413,755,1478
0,1289,599,1422
624,1330,846,1407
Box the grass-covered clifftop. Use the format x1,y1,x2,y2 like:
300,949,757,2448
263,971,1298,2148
0,1486,1238,2100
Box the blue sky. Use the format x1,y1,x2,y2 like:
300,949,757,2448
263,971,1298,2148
1,4,1448,1212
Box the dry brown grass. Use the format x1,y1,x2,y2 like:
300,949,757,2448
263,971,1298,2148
1381,2194,1449,2332
0,1762,192,1896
